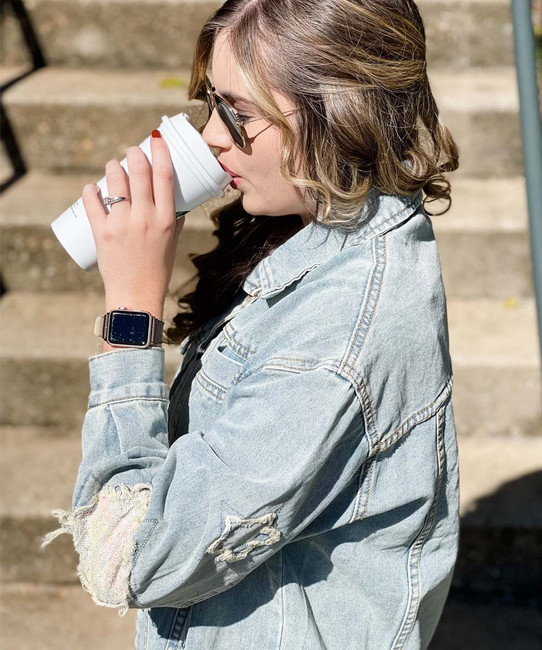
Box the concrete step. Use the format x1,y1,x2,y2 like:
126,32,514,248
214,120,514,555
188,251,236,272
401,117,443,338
1,67,202,174
0,139,13,187
0,171,532,298
0,2,33,69
428,66,522,178
0,292,540,435
0,583,539,650
0,0,221,72
447,297,540,437
0,170,239,293
1,66,35,187
2,66,522,178
431,177,533,299
0,291,187,430
1,428,84,584
0,584,137,650
1,427,540,589
0,0,515,71
451,435,542,605
0,65,34,87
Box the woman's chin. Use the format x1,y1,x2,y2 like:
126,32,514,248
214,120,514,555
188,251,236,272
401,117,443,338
241,195,288,218
240,194,268,216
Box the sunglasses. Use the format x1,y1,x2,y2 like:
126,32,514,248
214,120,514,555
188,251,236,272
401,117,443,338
200,75,299,149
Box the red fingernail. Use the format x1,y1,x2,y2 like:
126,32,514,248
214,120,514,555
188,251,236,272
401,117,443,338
151,130,162,138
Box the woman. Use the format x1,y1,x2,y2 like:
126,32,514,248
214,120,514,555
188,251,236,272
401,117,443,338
42,0,460,648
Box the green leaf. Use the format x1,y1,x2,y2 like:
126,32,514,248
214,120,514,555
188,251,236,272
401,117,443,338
160,77,188,89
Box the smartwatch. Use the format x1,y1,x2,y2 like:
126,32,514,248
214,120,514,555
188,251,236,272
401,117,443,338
94,307,164,349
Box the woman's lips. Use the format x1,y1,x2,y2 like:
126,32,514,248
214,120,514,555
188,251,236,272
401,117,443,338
219,161,240,179
219,162,242,189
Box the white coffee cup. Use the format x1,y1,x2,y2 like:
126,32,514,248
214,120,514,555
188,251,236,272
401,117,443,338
51,113,233,271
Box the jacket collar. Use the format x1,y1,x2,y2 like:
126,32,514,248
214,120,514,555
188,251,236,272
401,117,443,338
242,189,423,299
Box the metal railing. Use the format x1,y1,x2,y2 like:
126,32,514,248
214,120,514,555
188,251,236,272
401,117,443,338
0,0,46,194
512,0,542,365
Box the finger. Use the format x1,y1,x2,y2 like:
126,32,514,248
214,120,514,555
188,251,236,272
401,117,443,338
103,159,131,215
150,134,175,218
126,146,154,212
81,184,106,236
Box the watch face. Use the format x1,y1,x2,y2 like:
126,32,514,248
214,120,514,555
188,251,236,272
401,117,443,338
108,311,150,347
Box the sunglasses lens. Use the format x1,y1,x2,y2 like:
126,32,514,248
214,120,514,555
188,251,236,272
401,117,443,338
200,77,246,147
216,100,245,147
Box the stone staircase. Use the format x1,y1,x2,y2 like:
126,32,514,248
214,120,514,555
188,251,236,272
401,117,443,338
1,1,541,648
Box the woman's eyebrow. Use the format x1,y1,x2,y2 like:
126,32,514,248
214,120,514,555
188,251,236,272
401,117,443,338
216,89,257,107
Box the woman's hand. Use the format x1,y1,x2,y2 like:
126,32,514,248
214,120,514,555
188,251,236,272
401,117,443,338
82,133,185,319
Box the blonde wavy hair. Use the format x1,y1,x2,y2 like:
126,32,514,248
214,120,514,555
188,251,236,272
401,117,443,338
164,0,459,346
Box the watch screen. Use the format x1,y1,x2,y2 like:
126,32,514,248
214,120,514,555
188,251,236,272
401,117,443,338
109,311,150,346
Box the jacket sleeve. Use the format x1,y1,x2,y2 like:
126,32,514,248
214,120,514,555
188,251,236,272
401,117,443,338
41,346,367,615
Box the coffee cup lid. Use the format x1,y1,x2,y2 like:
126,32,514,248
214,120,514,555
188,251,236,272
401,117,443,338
163,113,231,190
158,117,219,198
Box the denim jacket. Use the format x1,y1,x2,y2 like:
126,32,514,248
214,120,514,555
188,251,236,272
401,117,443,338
42,188,460,650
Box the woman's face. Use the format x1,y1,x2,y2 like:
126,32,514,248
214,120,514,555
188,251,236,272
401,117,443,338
202,31,313,224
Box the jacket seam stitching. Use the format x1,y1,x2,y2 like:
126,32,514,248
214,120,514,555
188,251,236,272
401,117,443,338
88,396,168,410
73,471,99,510
89,347,164,362
255,361,361,395
391,404,447,649
361,193,421,240
338,235,386,447
375,376,453,454
259,358,337,371
195,372,228,400
340,235,386,374
213,345,245,368
129,518,159,608
278,549,285,650
350,455,376,522
344,374,377,455
223,326,254,359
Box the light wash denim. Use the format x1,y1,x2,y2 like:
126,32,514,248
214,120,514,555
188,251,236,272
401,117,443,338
42,187,460,650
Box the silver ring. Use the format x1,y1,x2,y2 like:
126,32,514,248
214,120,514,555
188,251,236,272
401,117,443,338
103,195,128,206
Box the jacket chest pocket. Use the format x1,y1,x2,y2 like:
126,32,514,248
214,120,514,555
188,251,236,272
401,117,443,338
195,322,253,403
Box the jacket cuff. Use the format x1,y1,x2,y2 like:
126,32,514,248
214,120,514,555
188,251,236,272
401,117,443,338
88,347,167,405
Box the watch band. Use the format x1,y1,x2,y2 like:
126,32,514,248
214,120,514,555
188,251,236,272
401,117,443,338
94,307,164,348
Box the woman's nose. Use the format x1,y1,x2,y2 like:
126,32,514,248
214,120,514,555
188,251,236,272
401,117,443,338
201,109,233,152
